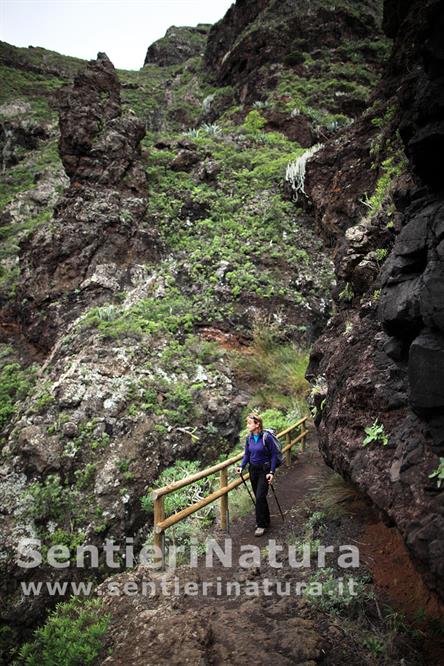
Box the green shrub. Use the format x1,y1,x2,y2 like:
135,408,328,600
242,110,267,133
68,419,110,452
0,360,35,430
141,460,214,516
142,459,216,556
429,458,444,488
305,510,326,532
304,568,374,614
362,420,388,447
284,51,305,66
338,282,354,302
26,474,73,523
375,248,388,265
74,464,97,490
16,597,110,665
80,289,198,339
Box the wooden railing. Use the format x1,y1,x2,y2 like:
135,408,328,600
152,416,309,565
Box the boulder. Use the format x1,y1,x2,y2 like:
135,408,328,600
378,277,423,337
420,261,444,332
408,330,444,414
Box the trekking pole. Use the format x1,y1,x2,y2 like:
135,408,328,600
240,470,256,506
270,482,285,522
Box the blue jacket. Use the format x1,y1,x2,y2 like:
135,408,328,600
240,432,277,473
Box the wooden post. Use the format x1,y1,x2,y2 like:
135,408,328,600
220,468,228,531
285,433,291,466
153,495,165,568
148,418,309,560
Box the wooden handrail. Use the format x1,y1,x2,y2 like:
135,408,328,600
276,416,308,437
155,474,249,532
152,452,244,499
152,416,309,565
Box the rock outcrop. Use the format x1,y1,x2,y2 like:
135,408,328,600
306,0,444,599
205,0,386,109
0,117,49,170
144,25,210,67
16,53,159,352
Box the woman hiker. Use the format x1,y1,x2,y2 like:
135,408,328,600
236,413,277,536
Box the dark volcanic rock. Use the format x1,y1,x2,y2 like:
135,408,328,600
205,0,385,105
16,53,159,351
394,2,444,191
305,118,380,247
307,0,444,600
170,148,200,172
379,276,423,338
56,52,147,192
409,330,444,414
0,119,49,169
382,0,415,38
144,25,210,67
264,108,314,145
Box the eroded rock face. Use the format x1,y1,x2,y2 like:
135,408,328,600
144,25,210,67
56,53,146,191
306,0,444,599
16,53,159,352
392,1,444,191
0,285,246,628
0,118,49,169
305,116,381,248
378,0,444,439
205,0,385,107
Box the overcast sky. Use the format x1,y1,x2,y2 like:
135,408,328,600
0,0,234,70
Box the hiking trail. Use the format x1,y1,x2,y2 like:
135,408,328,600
99,431,444,665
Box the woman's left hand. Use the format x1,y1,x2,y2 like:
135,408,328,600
266,473,274,484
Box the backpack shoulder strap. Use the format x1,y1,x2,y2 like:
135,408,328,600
262,431,272,451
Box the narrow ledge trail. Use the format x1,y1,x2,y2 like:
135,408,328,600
100,431,444,666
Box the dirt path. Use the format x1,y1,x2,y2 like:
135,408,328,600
100,432,444,666
187,431,324,595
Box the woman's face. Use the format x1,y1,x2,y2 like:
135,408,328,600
246,416,260,433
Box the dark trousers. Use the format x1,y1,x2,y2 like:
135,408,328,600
249,464,270,528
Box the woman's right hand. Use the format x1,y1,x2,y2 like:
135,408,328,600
236,466,242,474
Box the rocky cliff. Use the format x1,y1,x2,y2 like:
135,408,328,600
1,0,443,660
17,52,158,351
306,0,444,599
0,47,246,641
144,24,210,66
205,0,387,109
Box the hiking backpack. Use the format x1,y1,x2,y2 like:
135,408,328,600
263,428,285,468
246,428,285,468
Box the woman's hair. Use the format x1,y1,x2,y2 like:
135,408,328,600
247,412,263,431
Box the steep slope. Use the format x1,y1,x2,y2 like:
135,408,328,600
306,0,444,600
0,51,246,644
17,52,158,350
144,24,210,66
0,42,84,309
205,0,388,114
1,0,425,659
